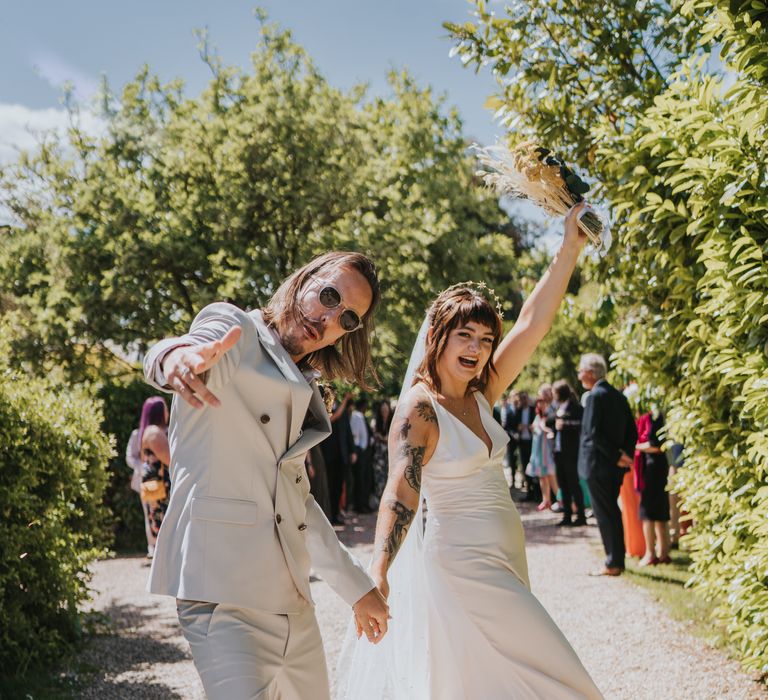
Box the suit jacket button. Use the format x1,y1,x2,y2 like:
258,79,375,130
275,513,282,524
298,523,307,531
296,475,303,483
260,414,270,424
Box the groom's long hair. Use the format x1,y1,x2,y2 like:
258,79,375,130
263,251,381,390
415,287,502,394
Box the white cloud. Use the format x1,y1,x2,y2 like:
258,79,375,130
0,103,104,165
30,50,100,103
0,103,107,225
0,103,69,163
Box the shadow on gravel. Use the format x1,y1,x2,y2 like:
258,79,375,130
75,602,191,699
78,678,186,700
522,520,598,546
332,512,378,547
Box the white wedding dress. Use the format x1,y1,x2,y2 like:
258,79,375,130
337,386,604,700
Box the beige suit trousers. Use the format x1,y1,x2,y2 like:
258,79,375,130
177,599,330,700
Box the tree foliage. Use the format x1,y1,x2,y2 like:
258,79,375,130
0,329,113,675
449,0,768,674
445,0,702,167
0,21,525,394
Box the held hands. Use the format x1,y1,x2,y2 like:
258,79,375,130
353,586,390,644
162,326,242,408
616,451,633,469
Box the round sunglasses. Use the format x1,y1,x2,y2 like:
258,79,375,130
316,284,363,332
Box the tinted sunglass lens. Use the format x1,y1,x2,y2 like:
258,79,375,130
318,286,341,308
340,310,361,332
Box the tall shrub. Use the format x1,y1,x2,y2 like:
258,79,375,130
597,4,768,673
448,0,768,674
0,357,114,674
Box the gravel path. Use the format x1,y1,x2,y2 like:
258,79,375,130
78,498,766,699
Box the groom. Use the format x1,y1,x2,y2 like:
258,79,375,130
143,251,389,700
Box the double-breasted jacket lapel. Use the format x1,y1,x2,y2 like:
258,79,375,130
250,311,330,461
281,382,331,463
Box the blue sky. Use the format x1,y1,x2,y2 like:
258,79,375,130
1,1,555,238
0,1,506,160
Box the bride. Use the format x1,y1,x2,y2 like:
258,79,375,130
337,202,604,699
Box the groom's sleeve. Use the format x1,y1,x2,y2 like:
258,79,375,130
143,302,245,391
304,496,375,606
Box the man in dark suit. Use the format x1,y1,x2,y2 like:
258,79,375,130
552,380,585,527
499,394,518,477
322,394,356,525
577,354,637,576
514,391,536,499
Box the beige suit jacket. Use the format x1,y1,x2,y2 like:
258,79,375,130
143,302,374,613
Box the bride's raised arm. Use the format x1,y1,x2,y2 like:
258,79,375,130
486,202,589,405
369,387,438,599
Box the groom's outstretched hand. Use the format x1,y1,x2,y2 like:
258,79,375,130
162,326,242,408
353,587,390,644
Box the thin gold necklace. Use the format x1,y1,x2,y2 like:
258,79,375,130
442,392,470,417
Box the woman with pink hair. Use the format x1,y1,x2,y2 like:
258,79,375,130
125,396,169,557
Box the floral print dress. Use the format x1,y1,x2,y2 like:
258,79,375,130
141,449,171,537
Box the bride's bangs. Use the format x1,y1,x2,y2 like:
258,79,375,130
454,295,502,342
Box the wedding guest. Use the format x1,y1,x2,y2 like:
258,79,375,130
636,408,671,565
538,383,558,505
307,444,332,520
371,399,393,503
667,442,684,548
553,380,585,526
578,353,638,576
577,387,594,517
125,397,167,557
499,394,518,475
515,391,535,499
526,398,557,511
324,394,356,524
138,397,171,538
615,386,644,558
538,383,555,409
350,397,374,513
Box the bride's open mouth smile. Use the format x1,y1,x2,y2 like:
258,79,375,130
458,356,479,369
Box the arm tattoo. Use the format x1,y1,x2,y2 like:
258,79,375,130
380,499,415,563
398,418,412,441
415,400,437,423
400,444,425,492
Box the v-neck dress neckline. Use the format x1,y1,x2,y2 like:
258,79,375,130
434,391,494,459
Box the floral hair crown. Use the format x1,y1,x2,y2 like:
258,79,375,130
440,280,504,319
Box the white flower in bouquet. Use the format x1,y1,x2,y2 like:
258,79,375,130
475,141,612,255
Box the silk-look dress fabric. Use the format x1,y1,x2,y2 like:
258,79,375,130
420,390,603,699
338,387,604,700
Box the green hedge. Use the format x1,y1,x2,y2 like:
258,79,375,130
597,4,768,673
0,366,114,675
449,0,768,675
